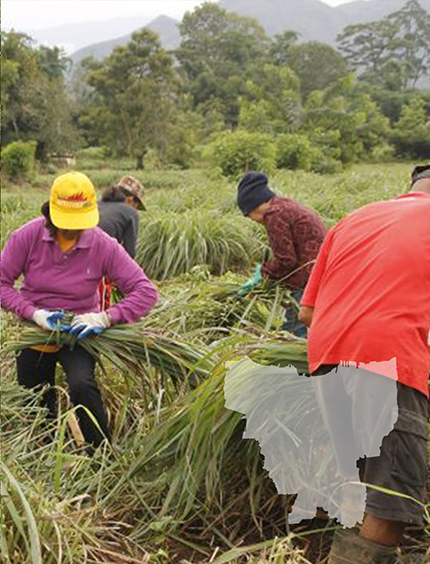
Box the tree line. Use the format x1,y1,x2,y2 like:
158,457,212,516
2,0,430,174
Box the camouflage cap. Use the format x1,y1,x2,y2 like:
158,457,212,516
118,175,146,210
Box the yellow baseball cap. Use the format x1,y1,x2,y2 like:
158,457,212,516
50,172,99,230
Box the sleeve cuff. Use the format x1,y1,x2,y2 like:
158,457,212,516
300,295,316,308
21,304,37,320
107,307,121,326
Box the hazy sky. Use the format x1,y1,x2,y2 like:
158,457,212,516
3,0,356,31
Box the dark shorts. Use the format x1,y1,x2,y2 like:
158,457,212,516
313,365,429,526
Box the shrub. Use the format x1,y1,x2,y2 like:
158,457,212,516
75,146,109,161
311,157,343,175
276,134,320,171
207,131,276,179
391,96,430,159
1,141,37,181
370,144,395,163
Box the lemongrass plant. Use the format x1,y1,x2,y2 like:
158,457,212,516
1,376,151,563
135,209,268,280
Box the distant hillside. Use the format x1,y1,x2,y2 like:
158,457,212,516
69,16,180,66
336,0,430,22
68,0,430,70
220,0,345,44
219,0,430,43
25,16,152,54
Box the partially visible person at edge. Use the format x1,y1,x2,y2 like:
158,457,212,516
0,172,158,450
98,175,146,310
299,164,430,564
237,171,326,338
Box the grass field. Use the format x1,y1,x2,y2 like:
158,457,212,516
1,162,429,563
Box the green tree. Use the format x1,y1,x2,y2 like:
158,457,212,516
1,31,79,159
391,95,430,158
304,75,390,164
239,64,302,134
84,29,178,169
337,0,430,90
337,19,397,80
286,42,348,99
387,0,430,88
36,45,70,79
177,3,269,127
269,31,300,66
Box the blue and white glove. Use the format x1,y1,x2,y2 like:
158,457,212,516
70,312,111,339
32,310,66,331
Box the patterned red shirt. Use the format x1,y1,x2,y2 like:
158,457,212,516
261,197,326,290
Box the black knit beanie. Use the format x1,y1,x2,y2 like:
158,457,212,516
411,164,430,186
237,172,276,216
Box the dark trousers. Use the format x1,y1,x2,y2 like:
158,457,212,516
283,289,307,338
16,347,111,447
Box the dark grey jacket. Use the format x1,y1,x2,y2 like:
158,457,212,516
98,201,139,259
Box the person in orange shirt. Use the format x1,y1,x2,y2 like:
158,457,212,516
299,164,430,564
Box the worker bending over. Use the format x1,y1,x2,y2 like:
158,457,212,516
98,175,146,308
237,171,326,337
1,172,158,449
299,164,430,564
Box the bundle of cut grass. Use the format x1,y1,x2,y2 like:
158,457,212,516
94,337,327,545
4,319,214,386
135,209,268,280
155,273,296,338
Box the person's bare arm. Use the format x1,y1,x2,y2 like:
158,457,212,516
299,306,314,328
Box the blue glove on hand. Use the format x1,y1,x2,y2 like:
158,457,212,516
70,312,111,340
238,264,263,297
32,310,67,331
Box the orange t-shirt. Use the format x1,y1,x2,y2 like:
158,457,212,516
302,192,430,398
32,232,79,353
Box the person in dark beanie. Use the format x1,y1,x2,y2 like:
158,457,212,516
237,171,326,338
299,164,430,563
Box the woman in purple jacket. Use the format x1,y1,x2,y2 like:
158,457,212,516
1,172,159,448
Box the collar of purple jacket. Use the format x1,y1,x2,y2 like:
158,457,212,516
42,226,95,249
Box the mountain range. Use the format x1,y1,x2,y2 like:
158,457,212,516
27,0,430,69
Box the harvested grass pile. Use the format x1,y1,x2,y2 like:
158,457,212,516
4,318,213,386
155,273,294,337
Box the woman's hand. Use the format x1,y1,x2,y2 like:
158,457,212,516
69,312,111,339
32,310,67,331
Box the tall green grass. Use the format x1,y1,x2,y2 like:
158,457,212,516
135,210,268,279
2,162,428,563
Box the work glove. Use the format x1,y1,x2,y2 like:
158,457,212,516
238,264,263,297
69,311,111,339
32,309,67,331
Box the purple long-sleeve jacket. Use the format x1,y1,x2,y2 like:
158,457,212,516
1,217,159,325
